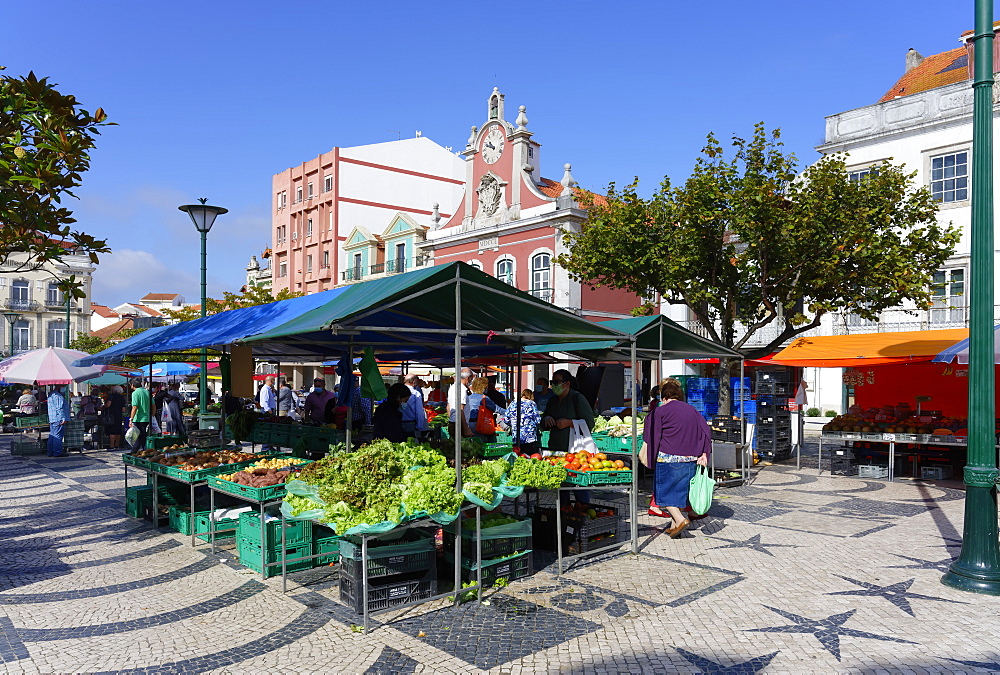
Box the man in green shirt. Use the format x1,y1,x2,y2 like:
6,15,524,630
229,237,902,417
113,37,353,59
129,378,152,452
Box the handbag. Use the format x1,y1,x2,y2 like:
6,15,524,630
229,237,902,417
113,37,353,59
475,398,496,435
639,441,652,468
688,465,715,515
569,419,599,454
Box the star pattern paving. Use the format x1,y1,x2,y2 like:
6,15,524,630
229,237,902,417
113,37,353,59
886,554,955,573
827,576,967,616
707,534,797,557
674,647,779,674
746,606,915,661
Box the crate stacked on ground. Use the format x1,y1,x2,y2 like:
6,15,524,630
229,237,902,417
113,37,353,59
168,504,244,541
685,377,719,420
531,501,621,556
829,445,857,476
709,415,744,443
444,514,533,588
339,529,437,613
754,370,793,461
125,483,188,520
729,376,756,423
236,509,314,577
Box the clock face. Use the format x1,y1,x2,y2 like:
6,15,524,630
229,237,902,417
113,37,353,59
481,126,505,164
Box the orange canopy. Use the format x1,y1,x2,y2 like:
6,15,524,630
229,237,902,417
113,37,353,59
769,328,968,368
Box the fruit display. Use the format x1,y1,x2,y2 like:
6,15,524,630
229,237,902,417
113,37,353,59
137,448,258,471
592,415,643,437
216,457,304,487
823,406,970,437
546,451,628,473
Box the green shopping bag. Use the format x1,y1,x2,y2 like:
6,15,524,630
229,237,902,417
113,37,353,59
688,465,715,515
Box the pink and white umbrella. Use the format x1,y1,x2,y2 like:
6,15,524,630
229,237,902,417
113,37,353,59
0,347,107,385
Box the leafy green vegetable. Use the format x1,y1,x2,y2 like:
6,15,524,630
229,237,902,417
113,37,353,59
461,513,518,530
463,482,494,503
463,459,507,487
505,457,567,489
401,465,463,516
284,493,322,517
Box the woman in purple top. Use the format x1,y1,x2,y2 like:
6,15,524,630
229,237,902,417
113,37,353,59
642,378,711,538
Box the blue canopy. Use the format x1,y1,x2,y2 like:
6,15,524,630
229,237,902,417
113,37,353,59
75,292,336,367
931,324,1000,365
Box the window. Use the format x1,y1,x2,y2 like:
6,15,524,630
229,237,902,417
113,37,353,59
322,251,330,268
295,187,302,203
931,151,968,203
47,320,66,348
277,191,287,210
307,182,314,199
306,255,313,274
848,167,878,182
530,253,551,300
279,262,287,278
353,253,363,276
10,279,29,310
497,259,514,285
329,213,334,231
12,319,29,352
46,282,62,306
469,260,483,271
931,267,966,324
395,243,406,271
306,218,313,237
324,175,333,192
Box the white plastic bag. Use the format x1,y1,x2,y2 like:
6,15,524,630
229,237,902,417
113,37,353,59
125,425,139,446
569,419,599,454
149,414,161,435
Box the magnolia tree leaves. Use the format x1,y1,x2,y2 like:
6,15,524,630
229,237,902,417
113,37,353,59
560,123,959,357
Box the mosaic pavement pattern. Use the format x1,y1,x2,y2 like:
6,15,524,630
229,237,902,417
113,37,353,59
0,433,999,673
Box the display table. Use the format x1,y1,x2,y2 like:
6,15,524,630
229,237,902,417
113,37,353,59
818,431,981,481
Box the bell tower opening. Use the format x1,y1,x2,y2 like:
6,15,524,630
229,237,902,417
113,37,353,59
488,87,505,121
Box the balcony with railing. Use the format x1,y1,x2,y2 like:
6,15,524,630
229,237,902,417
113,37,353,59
528,287,554,303
3,298,38,312
341,257,426,284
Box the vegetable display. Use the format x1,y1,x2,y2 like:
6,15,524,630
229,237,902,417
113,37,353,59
505,456,567,490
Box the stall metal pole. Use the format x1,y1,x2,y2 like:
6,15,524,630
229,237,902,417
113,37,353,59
453,271,463,605
516,347,523,448
630,337,638,555
345,338,354,451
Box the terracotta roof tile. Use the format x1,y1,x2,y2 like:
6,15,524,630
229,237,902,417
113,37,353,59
132,304,163,317
879,46,969,102
91,318,134,340
140,293,181,301
90,304,119,318
537,177,607,206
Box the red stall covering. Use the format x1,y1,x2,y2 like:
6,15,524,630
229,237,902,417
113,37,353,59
846,360,998,418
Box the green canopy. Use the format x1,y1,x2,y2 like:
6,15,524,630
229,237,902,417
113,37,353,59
241,262,629,360
523,315,739,361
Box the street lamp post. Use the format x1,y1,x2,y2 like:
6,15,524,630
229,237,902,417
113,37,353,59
942,0,1000,595
179,198,228,421
2,311,21,357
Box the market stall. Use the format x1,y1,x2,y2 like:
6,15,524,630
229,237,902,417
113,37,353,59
79,262,638,629
770,328,989,480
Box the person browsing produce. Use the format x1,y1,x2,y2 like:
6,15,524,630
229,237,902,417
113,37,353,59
542,369,595,450
372,383,414,443
502,389,542,454
128,378,152,452
303,377,337,425
642,377,711,538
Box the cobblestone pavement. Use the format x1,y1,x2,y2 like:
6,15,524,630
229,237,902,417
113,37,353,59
2,433,999,673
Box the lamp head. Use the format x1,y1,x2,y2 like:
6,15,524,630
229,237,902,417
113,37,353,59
179,198,228,233
2,311,21,327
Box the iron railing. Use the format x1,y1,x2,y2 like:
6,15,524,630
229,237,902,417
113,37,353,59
4,298,38,312
529,287,554,303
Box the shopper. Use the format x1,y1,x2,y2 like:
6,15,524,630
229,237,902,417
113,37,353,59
372,383,413,443
426,381,446,403
277,378,298,417
647,385,661,413
303,377,337,425
103,385,126,449
163,382,184,435
485,376,507,409
465,376,499,442
128,378,153,453
17,388,37,415
502,389,541,454
534,377,554,412
543,369,595,503
401,374,428,440
258,375,277,414
448,368,475,437
642,377,711,538
46,385,70,457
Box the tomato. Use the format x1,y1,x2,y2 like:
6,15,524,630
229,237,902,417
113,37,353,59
596,453,607,461
613,459,625,468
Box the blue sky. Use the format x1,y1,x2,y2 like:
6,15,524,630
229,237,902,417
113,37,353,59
5,1,972,307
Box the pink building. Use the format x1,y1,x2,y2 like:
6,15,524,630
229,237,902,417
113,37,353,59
271,137,465,295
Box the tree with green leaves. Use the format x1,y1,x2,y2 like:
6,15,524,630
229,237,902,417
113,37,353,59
559,123,960,358
162,285,303,323
1,68,113,280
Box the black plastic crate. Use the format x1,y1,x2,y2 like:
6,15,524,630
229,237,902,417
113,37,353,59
532,506,620,555
757,427,791,442
339,529,436,579
756,381,792,396
568,532,620,555
339,568,436,614
831,459,857,476
444,531,533,561
460,551,533,587
755,370,792,385
711,429,743,442
757,449,792,462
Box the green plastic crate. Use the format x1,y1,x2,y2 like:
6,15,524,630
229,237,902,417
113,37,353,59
482,442,514,458
460,550,533,587
168,505,239,541
147,455,263,483
122,453,150,470
147,435,185,450
15,415,48,429
238,539,314,577
206,475,290,502
314,536,341,566
237,510,312,547
125,485,186,517
563,469,633,485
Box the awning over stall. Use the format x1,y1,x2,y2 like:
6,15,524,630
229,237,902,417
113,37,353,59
523,315,739,361
769,328,968,368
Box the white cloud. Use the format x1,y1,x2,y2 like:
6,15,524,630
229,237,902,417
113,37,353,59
91,249,200,307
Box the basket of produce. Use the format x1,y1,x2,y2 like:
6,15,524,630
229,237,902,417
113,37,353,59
208,457,311,501
553,451,631,485
445,513,532,560
145,448,260,482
